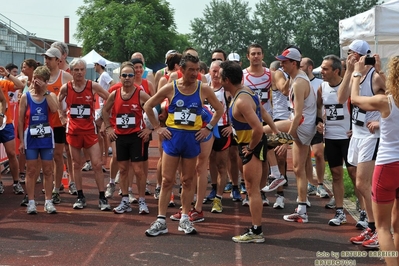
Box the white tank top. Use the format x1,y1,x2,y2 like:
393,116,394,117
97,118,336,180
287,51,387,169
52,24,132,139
310,77,323,95
272,68,290,120
289,71,316,128
204,86,229,126
352,67,380,138
376,95,399,165
243,67,272,115
321,81,351,139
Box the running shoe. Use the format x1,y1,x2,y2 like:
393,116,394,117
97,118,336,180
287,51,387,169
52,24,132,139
203,188,216,203
283,211,308,223
350,228,373,244
328,210,347,226
99,198,111,211
307,183,317,195
356,210,368,230
240,182,247,194
168,192,175,207
145,185,152,195
102,166,107,173
27,202,37,214
232,228,265,243
105,183,116,198
362,231,379,249
211,197,223,213
145,219,168,237
189,208,204,223
113,201,132,214
44,201,57,214
19,173,26,184
273,195,285,209
36,175,42,183
139,201,150,214
178,218,197,234
224,182,233,193
316,185,329,198
261,192,270,206
13,183,24,195
20,194,29,207
81,161,92,171
242,195,249,206
325,196,336,209
261,177,286,193
154,186,161,200
59,183,64,193
0,181,4,194
230,187,242,202
170,210,182,221
69,182,77,195
73,198,87,209
52,192,61,204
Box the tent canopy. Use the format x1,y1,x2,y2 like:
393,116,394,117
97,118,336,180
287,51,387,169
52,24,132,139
339,0,399,59
80,49,120,69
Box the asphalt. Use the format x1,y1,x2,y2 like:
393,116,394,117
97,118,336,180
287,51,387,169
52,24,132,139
0,139,385,266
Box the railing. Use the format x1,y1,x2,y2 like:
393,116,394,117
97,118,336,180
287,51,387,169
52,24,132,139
0,13,48,53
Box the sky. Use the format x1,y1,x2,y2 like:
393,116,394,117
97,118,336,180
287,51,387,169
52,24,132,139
0,0,257,46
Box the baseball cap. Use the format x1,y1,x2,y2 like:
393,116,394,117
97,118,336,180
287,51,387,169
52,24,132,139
275,48,301,62
227,53,240,62
348,40,371,56
165,50,177,59
95,58,107,67
130,58,143,65
42,47,62,59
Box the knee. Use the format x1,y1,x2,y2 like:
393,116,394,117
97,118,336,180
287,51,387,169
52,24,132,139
181,178,193,189
161,177,174,189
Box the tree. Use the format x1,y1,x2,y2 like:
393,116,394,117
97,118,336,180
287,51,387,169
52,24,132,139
75,0,181,65
254,0,379,65
189,0,256,65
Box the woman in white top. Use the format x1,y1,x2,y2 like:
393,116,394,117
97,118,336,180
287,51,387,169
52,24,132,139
351,55,398,266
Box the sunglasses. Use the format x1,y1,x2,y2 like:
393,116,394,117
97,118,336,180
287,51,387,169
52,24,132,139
211,58,223,61
121,73,134,78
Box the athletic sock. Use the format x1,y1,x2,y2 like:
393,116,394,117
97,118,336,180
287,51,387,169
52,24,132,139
297,203,307,215
77,190,84,199
368,222,376,232
270,165,281,178
251,225,262,234
211,183,217,190
99,191,105,199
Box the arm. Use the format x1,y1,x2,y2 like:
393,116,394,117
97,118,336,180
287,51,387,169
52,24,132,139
260,106,279,134
157,77,168,92
147,80,155,96
146,72,155,88
337,55,356,104
201,73,207,84
58,84,68,125
316,86,324,133
154,69,163,92
0,67,24,90
201,84,223,129
62,71,73,83
351,56,389,116
93,82,110,101
102,91,117,142
46,92,59,113
18,94,27,153
168,72,178,83
0,87,6,117
288,80,306,138
273,70,289,96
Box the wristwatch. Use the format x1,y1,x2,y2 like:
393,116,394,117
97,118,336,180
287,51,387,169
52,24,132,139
0,113,4,118
353,72,362,78
43,91,51,96
205,123,213,131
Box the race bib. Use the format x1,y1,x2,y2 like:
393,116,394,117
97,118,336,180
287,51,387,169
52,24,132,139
70,104,90,119
352,106,366,126
116,113,135,128
325,104,344,120
29,123,51,138
253,88,269,102
174,107,197,126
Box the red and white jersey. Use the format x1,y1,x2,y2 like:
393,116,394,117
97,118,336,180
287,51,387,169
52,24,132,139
65,80,96,135
243,67,272,115
111,87,145,135
203,86,229,126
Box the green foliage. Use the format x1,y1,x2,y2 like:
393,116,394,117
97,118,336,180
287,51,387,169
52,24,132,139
75,0,186,65
189,0,256,65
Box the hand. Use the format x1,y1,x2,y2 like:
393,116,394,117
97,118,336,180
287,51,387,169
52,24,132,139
33,78,46,90
0,66,9,77
106,126,118,142
346,54,357,73
373,54,382,74
241,145,253,157
195,128,211,141
95,117,103,128
367,121,379,134
59,115,67,127
220,125,233,137
354,56,367,73
316,122,324,134
138,128,152,140
19,143,25,155
274,144,288,157
156,127,172,140
346,130,352,138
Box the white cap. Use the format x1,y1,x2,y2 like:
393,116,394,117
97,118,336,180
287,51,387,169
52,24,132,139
228,52,240,62
95,58,107,67
348,40,371,56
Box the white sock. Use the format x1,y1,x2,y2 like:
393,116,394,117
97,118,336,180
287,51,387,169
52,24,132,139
270,165,281,178
180,214,189,221
45,199,52,204
28,200,35,205
109,178,115,184
297,204,306,215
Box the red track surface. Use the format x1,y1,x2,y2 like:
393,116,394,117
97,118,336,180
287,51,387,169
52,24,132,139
0,137,385,266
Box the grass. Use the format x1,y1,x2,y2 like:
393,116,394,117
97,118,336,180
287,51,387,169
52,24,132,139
324,163,357,202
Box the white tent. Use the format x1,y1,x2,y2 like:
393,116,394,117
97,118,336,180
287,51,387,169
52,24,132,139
80,49,120,69
339,0,399,61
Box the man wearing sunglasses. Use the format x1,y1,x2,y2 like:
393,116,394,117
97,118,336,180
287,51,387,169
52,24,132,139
337,40,386,248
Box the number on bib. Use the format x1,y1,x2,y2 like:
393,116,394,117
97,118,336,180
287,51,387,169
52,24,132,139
29,123,51,138
325,104,344,120
174,107,197,126
116,113,136,128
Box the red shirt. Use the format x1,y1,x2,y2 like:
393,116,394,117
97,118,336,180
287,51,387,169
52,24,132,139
65,80,96,135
